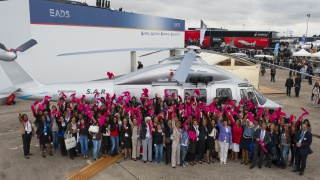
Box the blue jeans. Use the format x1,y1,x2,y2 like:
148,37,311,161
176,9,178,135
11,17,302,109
180,145,188,165
51,131,59,149
155,144,163,163
110,136,119,155
79,135,88,155
92,140,101,159
280,145,290,165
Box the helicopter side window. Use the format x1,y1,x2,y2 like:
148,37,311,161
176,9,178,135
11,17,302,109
240,89,248,100
184,89,207,103
164,89,178,102
216,88,232,104
247,91,258,104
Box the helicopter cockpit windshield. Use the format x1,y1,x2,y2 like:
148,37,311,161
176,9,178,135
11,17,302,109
247,88,267,105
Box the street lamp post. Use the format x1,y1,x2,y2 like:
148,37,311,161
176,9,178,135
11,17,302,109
306,14,310,40
243,24,245,31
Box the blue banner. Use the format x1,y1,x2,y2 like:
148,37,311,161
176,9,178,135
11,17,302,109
273,43,279,56
29,0,185,31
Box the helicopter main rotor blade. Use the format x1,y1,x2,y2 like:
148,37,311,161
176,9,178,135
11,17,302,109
173,50,197,84
57,48,178,57
0,43,8,51
138,48,187,57
15,39,37,52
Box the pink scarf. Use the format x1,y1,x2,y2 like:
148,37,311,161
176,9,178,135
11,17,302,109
147,120,152,137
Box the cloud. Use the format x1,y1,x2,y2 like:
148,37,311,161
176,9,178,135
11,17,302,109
105,0,320,37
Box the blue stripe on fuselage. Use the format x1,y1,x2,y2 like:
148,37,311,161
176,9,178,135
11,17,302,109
19,94,33,99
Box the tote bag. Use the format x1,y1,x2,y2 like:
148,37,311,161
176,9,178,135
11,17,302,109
65,132,76,150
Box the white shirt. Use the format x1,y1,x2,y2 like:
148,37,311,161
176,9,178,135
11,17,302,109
260,130,265,140
25,121,32,133
209,128,216,138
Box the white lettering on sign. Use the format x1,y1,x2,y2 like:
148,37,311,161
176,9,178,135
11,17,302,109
49,9,70,18
174,23,180,28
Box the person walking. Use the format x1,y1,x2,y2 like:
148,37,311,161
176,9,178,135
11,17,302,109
312,82,319,108
294,74,302,97
293,124,313,176
285,75,294,97
270,66,276,82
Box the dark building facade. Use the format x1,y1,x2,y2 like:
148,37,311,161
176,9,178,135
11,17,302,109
185,28,279,50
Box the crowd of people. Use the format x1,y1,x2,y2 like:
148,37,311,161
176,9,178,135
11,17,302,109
18,90,313,175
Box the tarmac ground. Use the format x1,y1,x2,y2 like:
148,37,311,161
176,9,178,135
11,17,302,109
0,69,319,180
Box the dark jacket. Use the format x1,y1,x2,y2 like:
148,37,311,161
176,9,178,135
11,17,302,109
294,77,302,87
120,124,132,140
271,68,276,75
253,129,270,149
140,121,148,139
285,78,294,88
198,118,208,141
294,130,313,155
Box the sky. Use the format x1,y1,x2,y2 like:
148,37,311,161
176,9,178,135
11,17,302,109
85,0,320,37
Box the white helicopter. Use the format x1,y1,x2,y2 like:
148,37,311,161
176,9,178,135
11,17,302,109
0,40,281,109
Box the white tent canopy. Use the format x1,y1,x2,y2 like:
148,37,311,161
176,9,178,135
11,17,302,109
254,55,274,59
312,51,320,58
293,49,312,57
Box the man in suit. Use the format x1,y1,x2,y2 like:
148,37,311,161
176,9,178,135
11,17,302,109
250,123,270,169
285,75,294,97
270,66,276,82
294,74,302,97
293,124,313,175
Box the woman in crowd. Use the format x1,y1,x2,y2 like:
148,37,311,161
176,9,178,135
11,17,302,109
180,122,189,167
110,116,119,156
154,123,165,164
289,125,297,166
217,115,232,164
279,124,291,169
303,119,312,133
36,115,53,158
187,119,199,166
66,117,78,159
312,82,319,108
120,118,132,159
79,118,89,159
51,106,59,151
91,118,102,161
57,115,68,156
141,117,153,163
171,120,181,168
240,119,254,165
163,118,173,164
265,123,278,168
19,113,34,159
206,118,217,164
197,113,208,164
228,112,243,163
101,116,111,157
129,116,141,161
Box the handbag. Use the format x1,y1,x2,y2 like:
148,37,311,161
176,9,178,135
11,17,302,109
165,137,172,144
271,147,278,161
88,125,99,133
64,132,76,150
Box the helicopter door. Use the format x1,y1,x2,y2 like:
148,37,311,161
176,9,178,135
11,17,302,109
216,88,233,104
184,89,207,103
